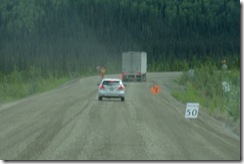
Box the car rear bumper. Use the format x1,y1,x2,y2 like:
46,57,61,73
98,91,125,98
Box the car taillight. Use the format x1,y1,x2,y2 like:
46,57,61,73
99,85,105,89
119,85,124,90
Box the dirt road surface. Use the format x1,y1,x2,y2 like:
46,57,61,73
0,72,240,160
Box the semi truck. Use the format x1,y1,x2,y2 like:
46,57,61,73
122,51,147,82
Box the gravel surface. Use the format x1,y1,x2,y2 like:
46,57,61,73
0,72,240,160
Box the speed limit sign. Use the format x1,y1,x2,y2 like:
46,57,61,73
185,103,199,118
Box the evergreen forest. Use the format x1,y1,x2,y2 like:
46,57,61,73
0,0,240,76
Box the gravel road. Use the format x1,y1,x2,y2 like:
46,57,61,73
0,72,240,160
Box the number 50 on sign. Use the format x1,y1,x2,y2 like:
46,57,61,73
185,103,199,118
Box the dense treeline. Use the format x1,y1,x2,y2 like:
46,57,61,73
0,0,240,76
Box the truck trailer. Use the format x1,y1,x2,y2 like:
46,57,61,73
122,51,147,82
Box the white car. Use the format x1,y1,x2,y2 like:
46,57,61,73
98,78,125,101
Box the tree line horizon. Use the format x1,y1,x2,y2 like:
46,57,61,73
0,0,240,76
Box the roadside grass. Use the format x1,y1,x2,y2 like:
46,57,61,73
172,82,207,106
0,68,71,104
0,76,70,104
172,64,240,129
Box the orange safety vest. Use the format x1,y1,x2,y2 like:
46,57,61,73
100,68,105,78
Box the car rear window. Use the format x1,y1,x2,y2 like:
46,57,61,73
102,80,120,86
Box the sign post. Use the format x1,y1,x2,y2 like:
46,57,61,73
96,65,100,76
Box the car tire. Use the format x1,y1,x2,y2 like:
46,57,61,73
98,96,102,101
121,97,125,101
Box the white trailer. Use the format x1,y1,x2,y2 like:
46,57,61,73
122,51,147,82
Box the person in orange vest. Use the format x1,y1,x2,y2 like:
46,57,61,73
100,66,105,79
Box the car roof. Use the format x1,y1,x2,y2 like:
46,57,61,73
102,78,121,81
